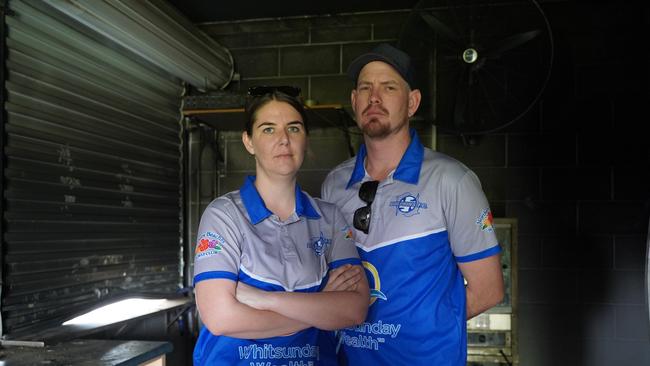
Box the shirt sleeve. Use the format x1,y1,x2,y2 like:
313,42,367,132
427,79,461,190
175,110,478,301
444,169,501,262
325,203,361,269
193,198,243,285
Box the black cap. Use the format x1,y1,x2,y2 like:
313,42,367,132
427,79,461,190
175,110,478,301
346,43,416,89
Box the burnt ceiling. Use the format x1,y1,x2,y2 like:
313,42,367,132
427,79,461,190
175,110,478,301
166,0,419,23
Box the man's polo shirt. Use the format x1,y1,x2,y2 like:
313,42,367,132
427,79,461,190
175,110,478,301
193,176,361,366
321,129,501,366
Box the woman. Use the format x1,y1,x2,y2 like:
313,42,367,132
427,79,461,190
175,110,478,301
193,86,369,365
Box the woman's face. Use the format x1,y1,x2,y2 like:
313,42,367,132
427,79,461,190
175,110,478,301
242,100,307,179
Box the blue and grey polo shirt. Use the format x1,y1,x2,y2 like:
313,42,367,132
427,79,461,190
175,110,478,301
322,129,501,366
193,175,361,366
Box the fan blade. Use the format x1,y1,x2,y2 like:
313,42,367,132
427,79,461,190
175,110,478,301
419,11,461,45
485,29,541,58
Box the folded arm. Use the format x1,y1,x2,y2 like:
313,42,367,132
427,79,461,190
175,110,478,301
237,264,369,330
195,279,310,339
195,265,367,338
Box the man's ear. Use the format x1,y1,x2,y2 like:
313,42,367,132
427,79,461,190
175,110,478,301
242,131,255,155
351,89,358,114
407,89,422,118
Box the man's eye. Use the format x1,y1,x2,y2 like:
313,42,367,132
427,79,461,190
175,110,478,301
262,127,274,134
288,126,301,133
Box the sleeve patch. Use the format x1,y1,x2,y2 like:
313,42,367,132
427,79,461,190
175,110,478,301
196,231,225,259
341,225,355,241
476,208,494,232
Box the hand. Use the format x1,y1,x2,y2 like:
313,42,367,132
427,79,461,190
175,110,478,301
235,282,268,310
323,264,362,292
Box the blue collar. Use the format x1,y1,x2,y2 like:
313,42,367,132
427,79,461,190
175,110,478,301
346,128,424,188
240,175,320,224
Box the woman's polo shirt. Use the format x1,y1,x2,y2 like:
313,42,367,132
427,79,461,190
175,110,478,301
193,175,360,366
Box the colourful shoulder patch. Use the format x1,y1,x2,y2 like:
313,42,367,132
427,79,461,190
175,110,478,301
341,225,354,241
476,208,494,232
195,231,225,259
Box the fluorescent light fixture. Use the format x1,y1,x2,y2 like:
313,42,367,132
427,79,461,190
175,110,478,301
63,298,169,327
42,0,233,90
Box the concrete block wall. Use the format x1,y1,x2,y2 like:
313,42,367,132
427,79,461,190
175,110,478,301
198,10,435,197
512,3,648,365
196,3,650,365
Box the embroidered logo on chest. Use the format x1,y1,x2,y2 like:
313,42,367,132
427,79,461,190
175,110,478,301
307,231,332,256
363,261,388,306
389,192,428,217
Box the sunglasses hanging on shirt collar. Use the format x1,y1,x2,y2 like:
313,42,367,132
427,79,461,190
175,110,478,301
353,180,379,234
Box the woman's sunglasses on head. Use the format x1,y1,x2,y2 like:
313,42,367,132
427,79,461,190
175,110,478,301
247,85,301,98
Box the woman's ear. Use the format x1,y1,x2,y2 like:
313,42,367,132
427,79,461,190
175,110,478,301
242,131,255,155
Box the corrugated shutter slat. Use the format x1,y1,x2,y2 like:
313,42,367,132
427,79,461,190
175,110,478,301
3,0,184,337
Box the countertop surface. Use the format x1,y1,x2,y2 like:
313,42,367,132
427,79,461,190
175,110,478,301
0,339,173,366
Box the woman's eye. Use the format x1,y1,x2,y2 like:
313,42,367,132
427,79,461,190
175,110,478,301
288,126,301,133
262,127,274,134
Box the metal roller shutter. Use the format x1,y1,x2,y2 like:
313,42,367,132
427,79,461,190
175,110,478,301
2,0,193,337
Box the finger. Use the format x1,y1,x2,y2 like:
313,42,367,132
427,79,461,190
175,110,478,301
329,264,352,280
323,274,348,291
340,272,362,290
339,266,361,281
324,264,362,291
329,266,357,287
324,266,351,289
330,270,362,291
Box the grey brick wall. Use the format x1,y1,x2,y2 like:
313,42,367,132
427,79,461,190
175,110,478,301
199,10,409,196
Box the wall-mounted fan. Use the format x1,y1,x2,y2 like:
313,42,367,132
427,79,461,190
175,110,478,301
399,0,553,136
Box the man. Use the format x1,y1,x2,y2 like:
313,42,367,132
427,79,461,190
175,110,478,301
321,43,505,365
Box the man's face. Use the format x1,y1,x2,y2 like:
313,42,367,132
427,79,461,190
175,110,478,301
351,61,420,139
